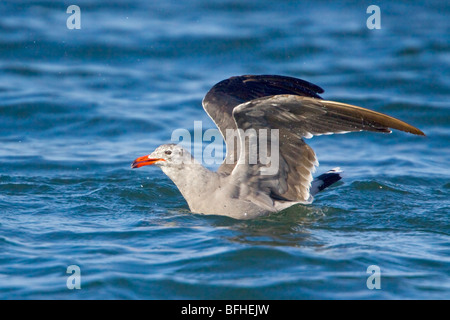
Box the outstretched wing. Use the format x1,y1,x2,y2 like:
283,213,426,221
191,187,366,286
229,95,424,209
202,75,324,174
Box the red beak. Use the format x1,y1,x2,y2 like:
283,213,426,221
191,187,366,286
131,155,165,169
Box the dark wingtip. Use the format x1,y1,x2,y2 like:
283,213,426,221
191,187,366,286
415,129,426,136
393,123,425,136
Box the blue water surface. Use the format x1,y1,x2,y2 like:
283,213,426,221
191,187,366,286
0,0,449,299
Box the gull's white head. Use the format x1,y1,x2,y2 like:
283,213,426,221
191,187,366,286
131,144,193,169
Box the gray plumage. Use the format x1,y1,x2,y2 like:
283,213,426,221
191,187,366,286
132,75,424,219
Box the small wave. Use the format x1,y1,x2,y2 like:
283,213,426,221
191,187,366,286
351,180,412,195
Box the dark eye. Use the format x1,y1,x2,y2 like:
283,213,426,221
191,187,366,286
165,150,172,155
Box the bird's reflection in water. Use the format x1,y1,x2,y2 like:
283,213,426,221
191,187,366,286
201,205,329,248
138,202,333,249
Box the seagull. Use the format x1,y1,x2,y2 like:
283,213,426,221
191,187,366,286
132,75,424,219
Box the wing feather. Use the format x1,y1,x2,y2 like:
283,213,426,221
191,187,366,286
202,75,324,174
230,95,424,203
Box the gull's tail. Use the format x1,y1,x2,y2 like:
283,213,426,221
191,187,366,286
310,167,343,196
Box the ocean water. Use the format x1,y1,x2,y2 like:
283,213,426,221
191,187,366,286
0,0,449,299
